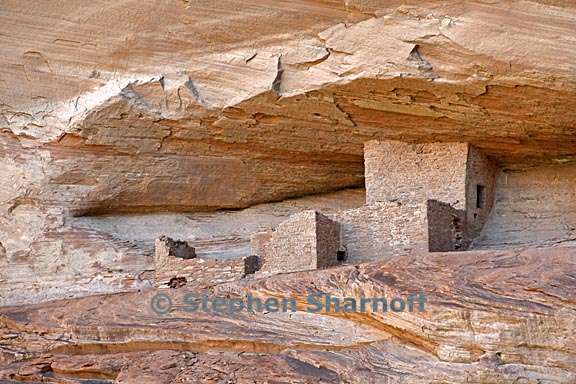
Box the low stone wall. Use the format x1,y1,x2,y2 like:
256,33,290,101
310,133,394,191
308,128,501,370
154,236,259,288
331,202,429,263
155,256,259,288
250,210,341,274
330,199,471,262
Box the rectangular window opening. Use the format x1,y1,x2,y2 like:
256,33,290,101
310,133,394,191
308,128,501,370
476,184,485,209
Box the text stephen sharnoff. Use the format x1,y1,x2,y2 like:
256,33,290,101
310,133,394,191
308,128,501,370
150,292,427,315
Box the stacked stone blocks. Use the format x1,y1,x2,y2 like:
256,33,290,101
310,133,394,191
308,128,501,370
250,210,341,274
154,236,259,288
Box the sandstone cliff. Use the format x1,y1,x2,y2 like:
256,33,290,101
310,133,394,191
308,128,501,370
1,0,575,382
2,0,576,304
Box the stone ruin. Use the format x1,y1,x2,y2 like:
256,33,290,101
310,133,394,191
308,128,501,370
154,235,260,288
250,210,342,275
331,139,497,261
244,139,497,272
154,139,498,281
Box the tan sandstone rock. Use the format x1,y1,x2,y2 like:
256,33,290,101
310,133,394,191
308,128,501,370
1,0,576,382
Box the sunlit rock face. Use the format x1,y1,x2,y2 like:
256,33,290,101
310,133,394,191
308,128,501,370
1,247,575,382
0,1,576,381
2,0,576,301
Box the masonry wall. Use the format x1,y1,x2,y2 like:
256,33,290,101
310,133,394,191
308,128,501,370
364,140,497,250
316,212,342,269
251,211,316,274
331,201,429,263
364,140,469,209
250,210,340,274
465,147,497,241
154,237,258,288
427,200,466,252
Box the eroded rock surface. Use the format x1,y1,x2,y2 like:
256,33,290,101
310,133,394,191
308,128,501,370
1,0,576,382
1,246,575,382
